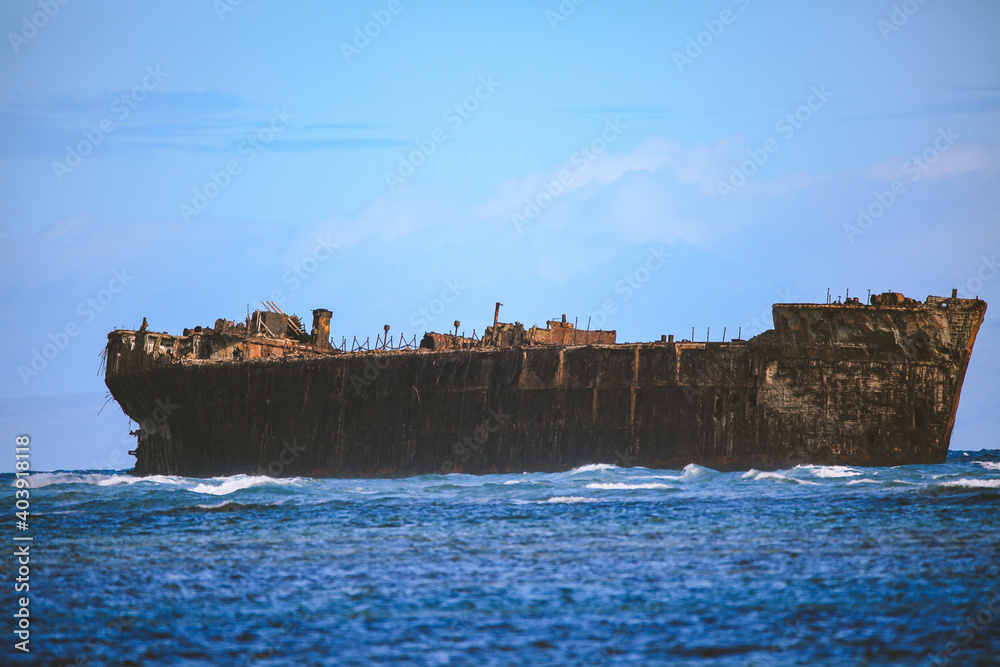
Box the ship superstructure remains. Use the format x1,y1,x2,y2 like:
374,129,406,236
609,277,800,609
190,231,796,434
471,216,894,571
104,293,986,477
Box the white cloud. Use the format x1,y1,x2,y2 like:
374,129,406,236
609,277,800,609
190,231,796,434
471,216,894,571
41,214,98,242
861,142,1000,183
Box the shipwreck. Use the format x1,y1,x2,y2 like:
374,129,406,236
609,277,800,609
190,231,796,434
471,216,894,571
103,292,987,477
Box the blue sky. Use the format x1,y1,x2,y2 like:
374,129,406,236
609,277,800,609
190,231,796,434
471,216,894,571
1,0,998,472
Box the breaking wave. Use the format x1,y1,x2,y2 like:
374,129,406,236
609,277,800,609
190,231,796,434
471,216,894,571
25,472,112,488
742,469,819,485
937,478,1000,489
586,482,675,490
11,449,998,502
98,474,189,487
568,463,618,474
655,463,715,482
189,475,306,496
20,472,307,496
797,465,863,478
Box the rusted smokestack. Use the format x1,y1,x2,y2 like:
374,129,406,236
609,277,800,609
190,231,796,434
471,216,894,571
311,309,332,349
490,302,502,345
952,288,958,299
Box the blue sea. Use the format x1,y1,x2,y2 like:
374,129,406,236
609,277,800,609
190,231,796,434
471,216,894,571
10,450,1000,666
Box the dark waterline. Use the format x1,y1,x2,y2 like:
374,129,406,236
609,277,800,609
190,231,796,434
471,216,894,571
12,450,1000,665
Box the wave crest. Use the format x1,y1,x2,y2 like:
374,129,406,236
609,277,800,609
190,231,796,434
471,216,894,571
938,478,1000,489
21,472,306,495
742,469,819,485
568,463,618,474
189,475,306,496
25,472,110,488
585,482,674,490
796,465,863,478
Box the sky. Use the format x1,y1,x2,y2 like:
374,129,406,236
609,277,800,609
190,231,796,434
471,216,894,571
1,0,998,472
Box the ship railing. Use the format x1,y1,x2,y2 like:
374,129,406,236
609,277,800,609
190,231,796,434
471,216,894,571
338,329,485,354
344,333,421,353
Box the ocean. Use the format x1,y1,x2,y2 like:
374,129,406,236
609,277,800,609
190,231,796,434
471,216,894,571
10,450,1000,665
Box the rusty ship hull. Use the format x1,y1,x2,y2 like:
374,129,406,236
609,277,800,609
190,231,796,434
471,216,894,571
103,294,986,478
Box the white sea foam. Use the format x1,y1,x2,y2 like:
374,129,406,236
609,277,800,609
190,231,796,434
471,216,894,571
655,463,714,482
568,463,617,474
189,475,303,496
797,465,863,478
846,478,921,486
24,472,109,488
544,496,597,503
975,461,1000,471
742,469,819,485
98,474,188,487
938,478,1000,489
585,482,674,490
683,463,714,479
